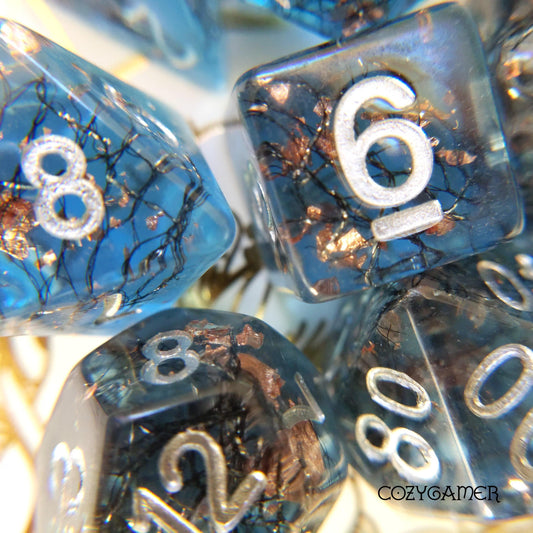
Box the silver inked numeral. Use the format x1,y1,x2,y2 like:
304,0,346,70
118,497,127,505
464,344,533,419
49,442,86,530
474,260,533,479
130,430,267,533
22,134,105,240
366,367,431,420
159,431,267,531
477,259,533,312
132,488,201,533
355,414,440,484
511,410,533,481
281,372,325,428
355,367,440,483
141,330,200,385
334,76,443,241
465,344,533,481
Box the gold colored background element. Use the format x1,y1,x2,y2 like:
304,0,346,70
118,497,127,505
0,337,49,533
0,338,48,457
25,0,74,51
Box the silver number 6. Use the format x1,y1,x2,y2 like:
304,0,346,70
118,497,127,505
334,75,443,241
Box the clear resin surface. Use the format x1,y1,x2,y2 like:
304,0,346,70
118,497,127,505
323,221,533,519
54,0,222,82
487,1,533,183
243,0,417,39
235,4,522,302
35,308,347,532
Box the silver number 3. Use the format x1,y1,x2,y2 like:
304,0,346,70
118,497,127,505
334,75,443,241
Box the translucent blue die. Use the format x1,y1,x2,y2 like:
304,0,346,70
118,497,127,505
446,189,533,322
35,308,347,532
242,0,417,39
322,223,533,520
54,0,221,81
234,3,522,302
0,20,235,334
486,1,533,183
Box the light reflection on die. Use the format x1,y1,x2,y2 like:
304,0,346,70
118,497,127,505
35,308,347,532
323,213,533,522
51,0,222,82
234,4,522,302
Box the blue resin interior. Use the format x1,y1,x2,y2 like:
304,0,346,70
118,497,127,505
236,4,522,302
0,20,235,333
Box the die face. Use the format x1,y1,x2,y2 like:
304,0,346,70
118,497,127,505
328,269,533,520
456,0,520,43
469,0,531,47
54,0,222,82
34,365,107,532
0,20,235,334
36,308,346,532
235,4,522,303
180,125,347,369
436,189,533,322
243,0,417,39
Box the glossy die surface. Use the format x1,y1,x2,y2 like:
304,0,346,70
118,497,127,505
235,3,522,302
55,0,221,80
35,308,346,532
446,188,533,322
453,0,521,43
243,0,417,39
0,20,235,334
326,259,533,520
486,1,533,182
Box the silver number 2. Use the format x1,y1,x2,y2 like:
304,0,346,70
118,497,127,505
334,76,443,241
131,430,267,533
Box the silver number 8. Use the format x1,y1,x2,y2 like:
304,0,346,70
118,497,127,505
141,330,200,385
21,134,105,240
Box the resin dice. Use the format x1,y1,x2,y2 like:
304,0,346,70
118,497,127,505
447,189,533,322
453,1,521,43
54,0,221,81
324,255,533,519
0,20,235,334
35,309,346,532
486,1,533,182
234,3,522,302
243,0,417,38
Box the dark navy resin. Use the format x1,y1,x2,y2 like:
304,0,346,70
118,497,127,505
35,308,347,532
